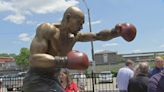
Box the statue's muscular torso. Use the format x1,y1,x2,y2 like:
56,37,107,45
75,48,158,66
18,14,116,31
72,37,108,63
30,23,76,57
47,29,76,57
29,23,79,68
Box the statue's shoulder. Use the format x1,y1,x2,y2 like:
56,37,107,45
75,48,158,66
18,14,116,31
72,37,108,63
36,22,58,33
37,22,53,30
35,23,59,39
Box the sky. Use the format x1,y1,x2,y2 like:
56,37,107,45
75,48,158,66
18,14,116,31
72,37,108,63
0,0,164,60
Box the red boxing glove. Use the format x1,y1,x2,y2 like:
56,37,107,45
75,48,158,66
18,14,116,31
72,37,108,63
115,23,137,42
66,50,89,70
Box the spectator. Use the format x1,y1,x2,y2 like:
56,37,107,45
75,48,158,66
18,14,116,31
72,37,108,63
59,69,79,92
148,70,164,92
148,56,164,77
116,59,134,92
128,62,149,92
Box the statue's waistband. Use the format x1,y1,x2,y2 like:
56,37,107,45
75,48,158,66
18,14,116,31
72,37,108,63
28,67,60,77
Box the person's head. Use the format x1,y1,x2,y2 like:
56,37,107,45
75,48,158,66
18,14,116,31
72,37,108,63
59,68,72,84
61,6,85,35
125,59,134,69
154,56,164,68
135,62,149,76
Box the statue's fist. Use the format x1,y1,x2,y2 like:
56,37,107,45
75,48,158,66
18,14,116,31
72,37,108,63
115,23,137,42
66,50,89,70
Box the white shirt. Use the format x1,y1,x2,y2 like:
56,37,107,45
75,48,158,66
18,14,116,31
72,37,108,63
116,66,134,90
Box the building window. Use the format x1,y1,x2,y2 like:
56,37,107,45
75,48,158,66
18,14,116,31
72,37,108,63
103,54,108,63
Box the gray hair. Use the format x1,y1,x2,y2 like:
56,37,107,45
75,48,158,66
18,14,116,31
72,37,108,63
136,62,149,74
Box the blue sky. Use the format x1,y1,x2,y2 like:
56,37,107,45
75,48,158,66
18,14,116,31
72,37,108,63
0,0,164,60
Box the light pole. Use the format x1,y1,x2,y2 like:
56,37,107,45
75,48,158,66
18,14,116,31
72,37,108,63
82,0,95,71
81,0,95,92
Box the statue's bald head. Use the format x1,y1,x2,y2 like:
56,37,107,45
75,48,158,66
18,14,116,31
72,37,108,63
61,6,85,34
65,6,84,18
62,6,84,22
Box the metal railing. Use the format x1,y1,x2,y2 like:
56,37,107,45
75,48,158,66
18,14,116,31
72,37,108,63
0,70,118,92
72,73,118,92
0,70,24,92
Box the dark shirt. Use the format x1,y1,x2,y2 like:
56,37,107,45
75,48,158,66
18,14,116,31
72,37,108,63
148,71,164,92
128,73,149,92
148,67,164,78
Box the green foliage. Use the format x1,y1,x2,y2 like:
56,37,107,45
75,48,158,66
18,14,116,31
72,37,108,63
0,53,9,57
0,53,17,57
111,68,118,77
9,53,17,58
15,48,30,68
161,56,164,59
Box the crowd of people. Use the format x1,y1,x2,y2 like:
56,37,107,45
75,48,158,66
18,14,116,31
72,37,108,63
116,56,164,92
58,56,164,92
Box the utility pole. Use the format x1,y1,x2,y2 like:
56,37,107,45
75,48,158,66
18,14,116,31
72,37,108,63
82,0,95,92
82,0,95,71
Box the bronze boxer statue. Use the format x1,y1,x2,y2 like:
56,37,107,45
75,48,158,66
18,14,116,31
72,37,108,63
23,6,137,92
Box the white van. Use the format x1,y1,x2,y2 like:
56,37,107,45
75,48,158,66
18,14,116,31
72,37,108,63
99,71,113,83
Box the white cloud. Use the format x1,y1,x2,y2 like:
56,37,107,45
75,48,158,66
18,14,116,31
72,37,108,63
102,43,118,47
87,20,102,25
160,44,164,48
3,14,25,24
18,33,31,42
0,0,79,24
30,0,78,14
95,49,105,53
26,20,37,25
91,20,102,25
0,1,15,12
132,49,142,53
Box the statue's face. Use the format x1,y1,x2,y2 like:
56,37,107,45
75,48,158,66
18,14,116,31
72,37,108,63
68,16,84,35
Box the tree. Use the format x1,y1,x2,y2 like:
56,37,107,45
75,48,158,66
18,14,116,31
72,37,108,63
0,53,9,57
9,53,17,58
0,53,17,57
15,48,30,69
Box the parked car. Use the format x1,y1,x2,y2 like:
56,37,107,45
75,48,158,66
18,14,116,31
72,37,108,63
73,73,86,79
98,71,113,83
17,71,27,77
